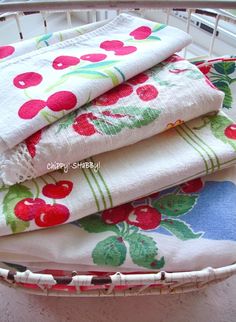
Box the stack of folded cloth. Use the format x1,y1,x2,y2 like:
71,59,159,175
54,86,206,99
0,14,235,279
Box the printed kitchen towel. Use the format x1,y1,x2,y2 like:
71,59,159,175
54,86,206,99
0,13,191,153
0,165,235,273
0,110,235,237
0,54,224,185
0,20,108,61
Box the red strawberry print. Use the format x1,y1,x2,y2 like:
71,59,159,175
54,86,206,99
14,198,46,221
94,89,119,106
164,55,184,63
73,113,97,136
181,178,204,193
225,124,236,140
130,26,152,40
18,100,46,119
34,203,70,227
47,91,77,111
52,56,80,70
25,130,42,158
126,205,161,230
102,203,134,225
13,72,43,89
128,73,149,85
0,45,15,59
42,180,73,199
136,84,158,101
114,46,137,56
196,63,211,75
100,40,124,51
80,53,107,62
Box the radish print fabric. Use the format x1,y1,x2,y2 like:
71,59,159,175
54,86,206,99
0,13,191,154
0,55,224,185
0,110,235,237
0,165,235,273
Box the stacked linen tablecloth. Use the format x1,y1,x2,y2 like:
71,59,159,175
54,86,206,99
0,15,236,276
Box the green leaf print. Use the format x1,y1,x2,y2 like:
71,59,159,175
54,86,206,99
152,23,166,33
160,219,203,240
92,106,161,135
209,114,236,151
127,233,165,269
92,236,127,266
152,194,198,216
63,70,109,79
214,62,235,75
78,214,120,234
213,81,232,109
3,184,32,233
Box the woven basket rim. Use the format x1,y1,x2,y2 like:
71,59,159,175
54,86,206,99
1,262,236,286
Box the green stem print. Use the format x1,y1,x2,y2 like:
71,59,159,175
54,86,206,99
75,180,206,270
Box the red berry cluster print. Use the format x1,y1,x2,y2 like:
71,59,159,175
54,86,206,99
18,91,77,119
78,176,202,270
12,179,73,229
100,40,137,56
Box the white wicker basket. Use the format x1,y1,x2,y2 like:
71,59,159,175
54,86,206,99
0,0,236,296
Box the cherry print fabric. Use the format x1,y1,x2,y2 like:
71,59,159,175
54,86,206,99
0,13,191,154
0,109,235,237
0,54,224,186
0,165,235,274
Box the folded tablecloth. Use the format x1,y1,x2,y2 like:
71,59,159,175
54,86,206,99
1,165,235,273
0,54,224,185
0,110,235,236
0,13,191,153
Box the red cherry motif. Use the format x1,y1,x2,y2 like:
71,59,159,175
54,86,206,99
94,89,119,106
115,84,133,98
0,45,15,59
136,84,158,101
181,178,204,193
14,198,46,221
18,100,47,119
25,130,42,158
102,203,134,224
130,26,152,40
34,203,70,227
128,73,149,85
100,40,124,51
114,46,137,56
42,180,73,199
52,56,80,70
126,205,161,230
73,113,97,136
13,72,43,89
224,124,236,140
80,53,107,62
47,91,77,111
